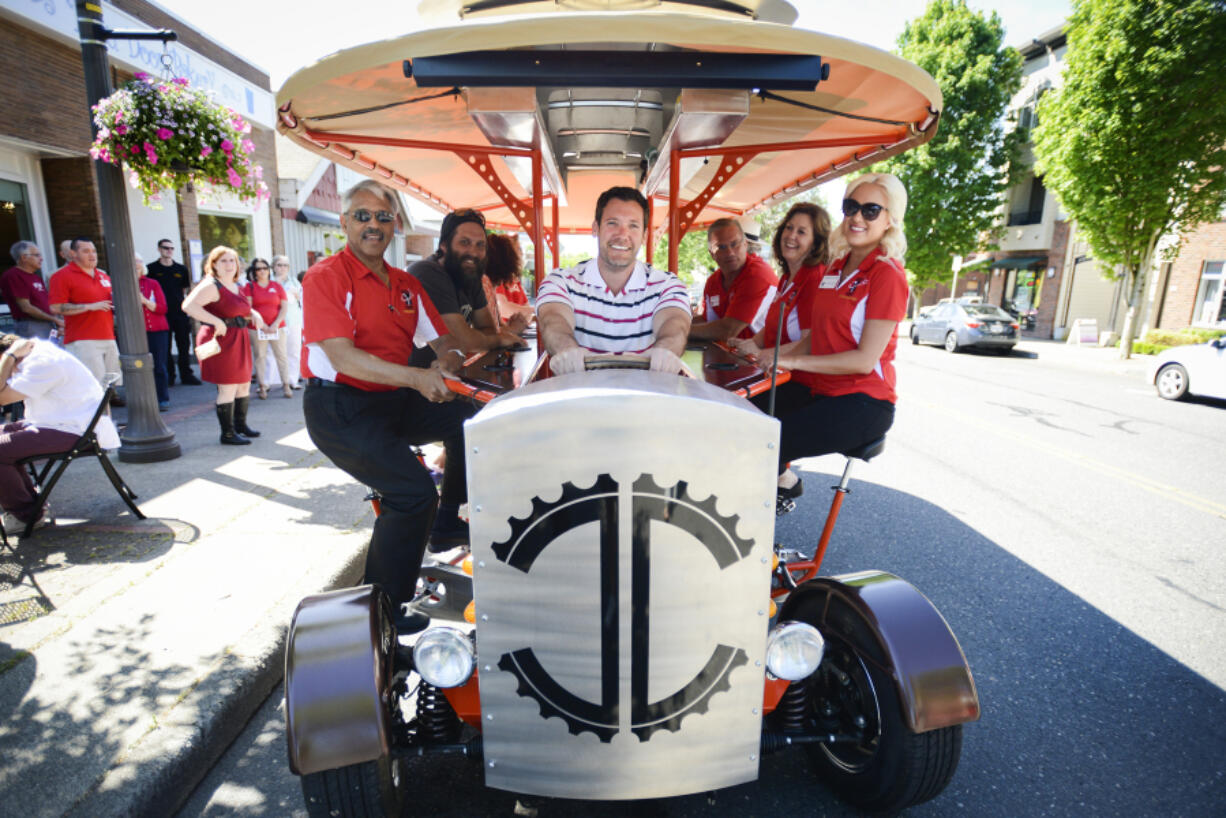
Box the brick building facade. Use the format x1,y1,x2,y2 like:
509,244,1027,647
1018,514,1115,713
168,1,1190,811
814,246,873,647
0,0,281,288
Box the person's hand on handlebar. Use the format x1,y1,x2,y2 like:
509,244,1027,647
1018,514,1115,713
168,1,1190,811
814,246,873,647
551,346,588,375
730,337,763,360
646,345,684,373
416,362,456,403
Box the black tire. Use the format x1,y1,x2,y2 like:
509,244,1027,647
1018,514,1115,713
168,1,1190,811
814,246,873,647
301,755,408,818
1155,363,1189,400
943,331,959,353
909,326,920,345
791,592,963,812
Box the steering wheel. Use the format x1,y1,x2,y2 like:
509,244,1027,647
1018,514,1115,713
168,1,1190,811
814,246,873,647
582,354,651,371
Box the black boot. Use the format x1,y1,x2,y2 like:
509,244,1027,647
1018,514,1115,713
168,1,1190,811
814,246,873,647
179,368,202,386
216,402,251,445
233,395,261,438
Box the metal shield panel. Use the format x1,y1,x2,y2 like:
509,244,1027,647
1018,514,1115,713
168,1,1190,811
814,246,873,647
466,372,778,799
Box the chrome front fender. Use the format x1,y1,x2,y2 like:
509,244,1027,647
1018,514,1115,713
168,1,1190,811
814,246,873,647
780,570,980,732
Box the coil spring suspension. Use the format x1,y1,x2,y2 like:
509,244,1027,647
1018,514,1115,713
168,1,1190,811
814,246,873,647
416,681,462,744
775,676,809,732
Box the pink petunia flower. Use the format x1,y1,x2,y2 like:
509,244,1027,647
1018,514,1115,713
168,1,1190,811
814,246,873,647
156,128,174,140
226,167,242,188
241,139,255,154
116,124,128,135
134,71,150,80
200,145,213,157
220,138,233,154
173,77,189,86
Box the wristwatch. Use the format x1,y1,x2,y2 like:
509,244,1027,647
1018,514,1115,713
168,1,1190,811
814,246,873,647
449,348,466,361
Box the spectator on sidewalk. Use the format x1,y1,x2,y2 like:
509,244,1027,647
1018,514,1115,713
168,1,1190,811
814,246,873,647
1,241,63,340
147,238,202,386
48,237,124,406
0,333,120,532
182,246,264,445
136,252,171,411
271,255,303,390
243,257,291,399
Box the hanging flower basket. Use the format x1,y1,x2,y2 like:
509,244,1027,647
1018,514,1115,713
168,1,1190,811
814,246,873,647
89,72,269,207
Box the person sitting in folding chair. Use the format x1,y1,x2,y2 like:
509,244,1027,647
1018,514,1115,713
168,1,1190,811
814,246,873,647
0,333,120,532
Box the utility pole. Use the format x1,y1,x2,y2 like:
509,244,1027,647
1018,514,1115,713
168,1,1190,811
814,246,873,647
76,1,180,462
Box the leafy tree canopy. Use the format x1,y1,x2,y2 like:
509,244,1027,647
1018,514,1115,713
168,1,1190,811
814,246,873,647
1034,0,1226,281
879,0,1026,293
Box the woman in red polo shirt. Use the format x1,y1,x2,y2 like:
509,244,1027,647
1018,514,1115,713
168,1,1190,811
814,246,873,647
769,173,910,508
242,258,291,399
182,246,266,445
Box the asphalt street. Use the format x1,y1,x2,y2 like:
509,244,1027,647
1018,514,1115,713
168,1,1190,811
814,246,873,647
177,337,1226,817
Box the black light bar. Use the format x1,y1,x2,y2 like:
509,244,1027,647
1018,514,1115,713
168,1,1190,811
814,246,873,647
404,50,828,91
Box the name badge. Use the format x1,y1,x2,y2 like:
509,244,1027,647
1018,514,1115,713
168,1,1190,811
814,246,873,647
819,275,840,289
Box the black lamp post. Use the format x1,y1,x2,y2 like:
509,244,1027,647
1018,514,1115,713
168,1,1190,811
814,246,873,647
76,1,179,462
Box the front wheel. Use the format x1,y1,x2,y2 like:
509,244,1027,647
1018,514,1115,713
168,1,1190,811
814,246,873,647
301,755,409,818
792,593,962,811
910,326,920,345
1155,363,1189,400
943,332,960,353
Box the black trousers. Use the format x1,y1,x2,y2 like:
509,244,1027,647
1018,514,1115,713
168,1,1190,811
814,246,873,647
167,312,193,377
304,382,477,606
753,382,895,473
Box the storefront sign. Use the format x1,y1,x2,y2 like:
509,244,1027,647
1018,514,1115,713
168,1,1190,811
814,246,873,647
0,0,274,129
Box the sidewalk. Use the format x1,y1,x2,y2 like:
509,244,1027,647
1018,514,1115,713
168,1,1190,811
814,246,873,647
1014,336,1154,380
0,380,371,817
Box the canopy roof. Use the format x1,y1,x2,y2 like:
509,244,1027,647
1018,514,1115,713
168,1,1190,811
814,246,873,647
276,4,941,242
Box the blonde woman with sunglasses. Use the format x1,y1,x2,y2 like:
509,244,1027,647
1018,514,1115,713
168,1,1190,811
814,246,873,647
768,173,909,510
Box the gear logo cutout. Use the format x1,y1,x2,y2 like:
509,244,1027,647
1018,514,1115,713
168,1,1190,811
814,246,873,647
491,473,753,742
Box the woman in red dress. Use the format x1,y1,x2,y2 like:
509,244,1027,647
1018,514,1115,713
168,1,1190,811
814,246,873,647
182,246,266,445
242,258,291,399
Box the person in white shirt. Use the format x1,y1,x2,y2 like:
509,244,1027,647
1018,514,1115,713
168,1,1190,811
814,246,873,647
536,186,691,374
0,334,120,529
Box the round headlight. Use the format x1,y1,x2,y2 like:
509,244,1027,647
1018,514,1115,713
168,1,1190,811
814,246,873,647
765,621,825,681
412,627,475,688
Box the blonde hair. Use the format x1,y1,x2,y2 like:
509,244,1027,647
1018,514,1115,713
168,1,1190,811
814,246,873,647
827,172,908,263
203,245,239,280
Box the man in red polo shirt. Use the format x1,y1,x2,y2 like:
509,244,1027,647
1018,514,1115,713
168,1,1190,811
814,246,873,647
689,218,777,343
48,237,121,401
302,179,475,633
1,241,63,340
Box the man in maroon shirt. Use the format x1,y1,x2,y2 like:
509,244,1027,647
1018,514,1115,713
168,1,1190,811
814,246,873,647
1,242,63,339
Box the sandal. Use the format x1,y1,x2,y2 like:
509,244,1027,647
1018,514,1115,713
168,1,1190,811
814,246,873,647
283,384,293,398
257,385,268,400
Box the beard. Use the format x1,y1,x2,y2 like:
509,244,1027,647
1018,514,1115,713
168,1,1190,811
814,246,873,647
443,249,485,280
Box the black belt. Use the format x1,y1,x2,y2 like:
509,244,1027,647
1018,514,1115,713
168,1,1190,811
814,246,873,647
306,377,344,389
223,316,250,328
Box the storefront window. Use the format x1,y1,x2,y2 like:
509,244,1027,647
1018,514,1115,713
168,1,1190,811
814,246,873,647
199,212,253,263
1193,261,1225,326
0,179,35,260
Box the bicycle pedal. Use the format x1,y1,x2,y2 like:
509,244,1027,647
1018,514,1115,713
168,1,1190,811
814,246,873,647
775,495,796,516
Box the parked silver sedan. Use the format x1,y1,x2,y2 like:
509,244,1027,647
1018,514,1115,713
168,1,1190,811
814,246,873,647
911,302,1020,354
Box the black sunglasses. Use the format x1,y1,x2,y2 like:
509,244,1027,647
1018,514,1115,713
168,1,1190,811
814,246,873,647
842,198,887,222
253,265,269,271
349,209,396,224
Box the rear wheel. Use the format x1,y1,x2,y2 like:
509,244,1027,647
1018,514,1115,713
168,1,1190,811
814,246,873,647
1155,363,1189,400
910,326,920,345
301,754,408,818
791,591,962,812
943,332,959,353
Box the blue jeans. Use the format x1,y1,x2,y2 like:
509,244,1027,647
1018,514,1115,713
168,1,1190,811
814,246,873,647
147,330,170,403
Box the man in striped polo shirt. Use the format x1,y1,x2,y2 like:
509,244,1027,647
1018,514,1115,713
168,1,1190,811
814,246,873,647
537,186,691,374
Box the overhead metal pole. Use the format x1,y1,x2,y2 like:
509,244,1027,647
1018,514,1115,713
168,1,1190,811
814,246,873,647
77,1,180,462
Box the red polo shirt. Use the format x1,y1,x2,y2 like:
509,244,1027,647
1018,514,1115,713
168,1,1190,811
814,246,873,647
48,263,115,343
243,280,288,328
701,252,778,340
797,248,907,403
302,246,449,391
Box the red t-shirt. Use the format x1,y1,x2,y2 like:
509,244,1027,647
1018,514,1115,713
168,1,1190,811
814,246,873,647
243,280,288,328
301,246,450,392
496,278,529,306
796,248,907,403
701,253,778,340
761,264,824,347
0,267,53,321
48,263,115,343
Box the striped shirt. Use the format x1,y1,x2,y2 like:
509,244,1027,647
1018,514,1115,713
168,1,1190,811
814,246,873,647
536,259,690,354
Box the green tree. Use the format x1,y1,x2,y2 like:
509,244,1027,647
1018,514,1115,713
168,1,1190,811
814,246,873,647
878,0,1025,310
1033,0,1226,358
653,229,714,285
